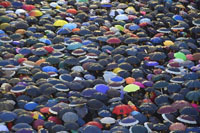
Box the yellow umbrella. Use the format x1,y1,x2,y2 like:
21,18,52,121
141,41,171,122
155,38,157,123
113,67,123,74
125,6,136,14
123,84,140,92
163,40,174,46
53,20,68,27
29,10,43,17
0,23,10,30
115,25,124,31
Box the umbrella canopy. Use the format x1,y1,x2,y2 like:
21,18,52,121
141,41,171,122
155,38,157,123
129,124,148,133
115,14,128,21
107,37,121,44
157,105,177,114
169,122,187,131
119,116,139,126
149,52,166,61
171,100,191,110
179,107,199,117
29,10,43,17
0,111,17,122
100,117,116,124
186,90,200,102
62,112,78,123
123,84,140,93
53,20,68,27
112,104,133,115
177,115,197,124
85,121,103,129
12,123,32,132
94,84,110,94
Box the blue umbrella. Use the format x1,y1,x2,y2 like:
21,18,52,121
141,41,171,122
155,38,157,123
15,114,34,124
109,76,125,84
63,23,77,30
146,61,159,67
79,125,102,133
45,99,58,107
67,42,83,50
173,15,184,22
24,102,38,111
12,123,32,132
139,18,151,24
19,48,32,56
119,116,139,126
101,3,112,8
129,24,140,31
10,85,26,93
81,88,97,97
115,14,128,21
98,110,111,117
95,84,110,94
56,28,71,35
42,66,58,73
110,126,129,133
39,38,52,45
0,111,17,122
151,37,163,44
75,105,88,118
131,111,148,124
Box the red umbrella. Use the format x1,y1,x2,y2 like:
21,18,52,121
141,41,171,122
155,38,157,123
0,1,11,7
171,100,191,110
169,122,187,131
112,104,133,115
85,121,103,129
40,107,50,114
107,37,121,44
192,53,200,61
43,46,54,53
104,31,115,35
22,4,35,11
154,33,164,37
157,105,177,114
48,116,62,124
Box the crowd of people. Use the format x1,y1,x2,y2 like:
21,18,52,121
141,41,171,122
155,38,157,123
0,0,200,132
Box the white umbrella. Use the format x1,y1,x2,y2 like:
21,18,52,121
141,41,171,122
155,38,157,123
100,117,116,124
115,14,128,21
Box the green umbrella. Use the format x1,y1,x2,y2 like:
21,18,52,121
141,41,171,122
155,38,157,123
174,52,186,61
123,84,140,93
115,25,124,31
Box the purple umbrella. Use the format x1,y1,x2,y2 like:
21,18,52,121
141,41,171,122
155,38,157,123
33,119,45,130
157,105,177,114
146,61,159,66
177,115,197,124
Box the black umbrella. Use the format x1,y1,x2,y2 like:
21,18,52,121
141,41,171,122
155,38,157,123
139,103,158,114
12,123,32,132
118,62,133,71
131,69,144,79
50,124,66,133
170,93,184,101
183,73,198,80
64,122,79,130
154,94,170,107
64,56,79,67
15,114,34,124
46,56,61,65
153,123,168,131
124,37,138,44
149,52,166,61
87,99,104,110
185,80,200,89
87,63,104,71
69,81,85,91
26,85,41,97
154,80,169,93
126,56,140,65
0,100,15,111
179,107,199,117
33,72,50,81
167,83,181,94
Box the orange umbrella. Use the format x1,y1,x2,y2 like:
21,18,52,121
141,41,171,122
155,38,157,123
72,28,80,32
29,10,43,17
66,9,77,14
125,77,135,84
35,59,46,66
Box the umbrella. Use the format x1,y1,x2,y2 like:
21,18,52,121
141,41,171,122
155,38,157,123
107,37,121,44
177,115,197,124
10,85,26,93
64,122,79,130
129,124,148,133
139,103,157,114
186,90,200,102
94,84,110,94
15,114,34,124
192,53,200,61
115,14,128,21
62,112,78,123
171,100,191,110
0,100,15,112
151,37,163,44
98,110,111,117
153,123,168,131
185,80,200,89
173,15,184,22
119,116,139,126
174,52,186,61
39,38,52,45
29,10,43,17
12,123,32,132
24,102,38,111
157,105,177,114
53,20,68,27
85,121,103,129
81,88,97,98
79,125,101,133
0,111,17,122
87,63,104,71
149,52,166,61
33,119,44,130
169,123,187,131
123,84,140,93
42,66,58,73
124,37,138,44
87,99,104,110
0,124,9,132
100,117,116,124
67,42,83,50
180,107,199,117
112,104,133,115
